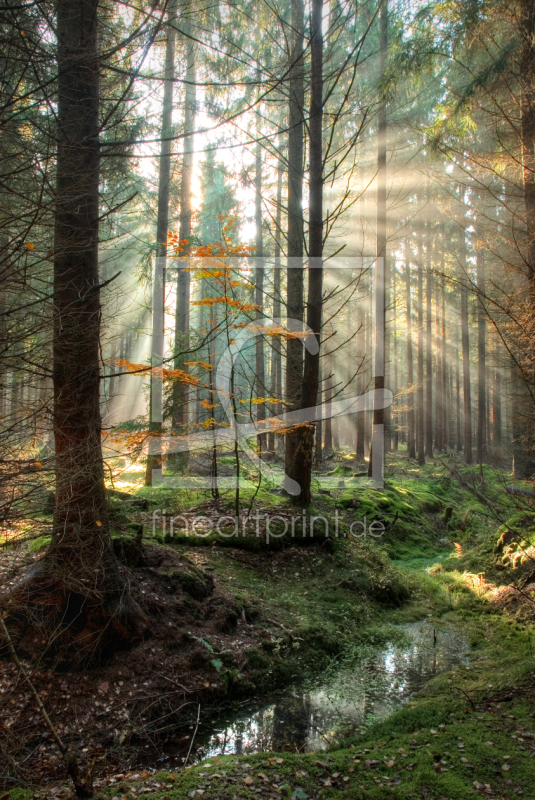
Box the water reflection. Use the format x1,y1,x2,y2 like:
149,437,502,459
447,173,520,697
195,621,469,759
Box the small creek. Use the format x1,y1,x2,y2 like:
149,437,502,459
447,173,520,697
152,621,469,768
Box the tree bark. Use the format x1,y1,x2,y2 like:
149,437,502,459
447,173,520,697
172,27,196,435
416,209,425,466
425,206,433,457
293,0,323,505
369,0,388,479
476,245,486,464
268,141,284,454
520,0,535,282
146,0,178,485
459,225,472,463
255,89,267,451
284,0,306,485
405,243,415,459
28,0,144,660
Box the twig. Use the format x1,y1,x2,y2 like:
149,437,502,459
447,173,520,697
0,616,94,798
183,703,201,767
452,685,476,710
265,617,294,638
507,485,535,500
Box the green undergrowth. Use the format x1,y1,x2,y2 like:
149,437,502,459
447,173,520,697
8,457,535,799
90,611,535,800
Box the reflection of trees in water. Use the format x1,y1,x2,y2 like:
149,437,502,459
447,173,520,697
272,694,311,751
200,625,468,758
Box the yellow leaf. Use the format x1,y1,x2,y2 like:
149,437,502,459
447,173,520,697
25,242,34,250
95,520,102,527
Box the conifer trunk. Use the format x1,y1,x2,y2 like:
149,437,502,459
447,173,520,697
416,213,425,466
476,246,486,464
293,0,323,505
459,225,472,463
405,244,415,459
29,0,143,658
146,0,178,485
173,28,196,434
284,0,305,485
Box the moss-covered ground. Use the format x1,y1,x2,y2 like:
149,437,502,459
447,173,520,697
4,452,535,799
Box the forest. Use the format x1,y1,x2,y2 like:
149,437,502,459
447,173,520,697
2,0,535,798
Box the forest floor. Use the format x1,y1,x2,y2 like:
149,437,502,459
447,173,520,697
2,452,535,800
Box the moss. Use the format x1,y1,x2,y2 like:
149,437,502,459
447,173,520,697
28,534,51,553
3,790,33,800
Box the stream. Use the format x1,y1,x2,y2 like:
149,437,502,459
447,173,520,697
150,620,470,769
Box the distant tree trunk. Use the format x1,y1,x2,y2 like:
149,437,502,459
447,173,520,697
324,350,333,453
441,236,448,449
416,213,425,466
268,142,284,454
459,226,472,463
455,328,462,451
425,209,433,457
392,265,399,450
476,246,486,464
315,360,323,463
293,0,323,505
31,0,143,658
146,0,178,485
434,276,443,452
355,301,365,461
284,0,305,485
405,245,415,459
173,28,196,435
255,95,266,450
511,360,535,478
520,0,535,282
492,333,502,446
369,0,388,479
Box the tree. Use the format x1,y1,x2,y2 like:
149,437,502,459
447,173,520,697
172,24,197,436
22,0,143,659
292,0,324,505
145,0,178,486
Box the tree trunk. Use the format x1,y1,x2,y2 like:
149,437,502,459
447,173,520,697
492,333,502,447
254,116,267,453
455,327,462,451
425,208,433,457
392,264,399,449
268,141,284,454
146,0,178,485
520,0,535,282
434,276,442,452
293,0,323,505
405,243,415,459
369,0,388,480
441,235,448,449
284,0,306,486
26,0,144,661
459,225,472,463
172,27,196,435
416,212,425,466
476,245,486,464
